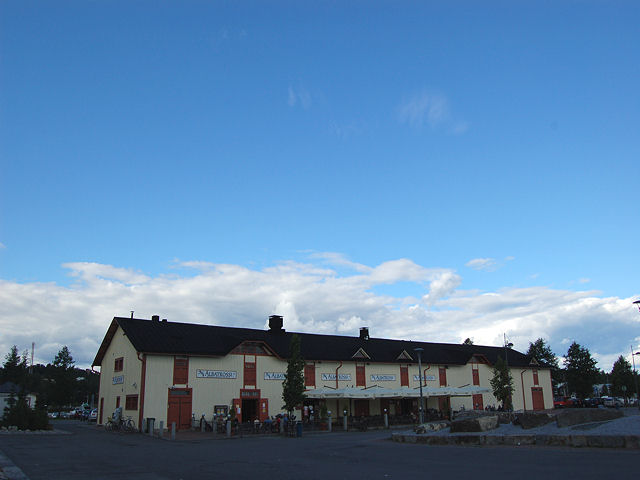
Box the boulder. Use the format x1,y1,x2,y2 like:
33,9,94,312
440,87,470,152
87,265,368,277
556,408,623,428
514,412,556,430
450,415,498,433
413,421,450,434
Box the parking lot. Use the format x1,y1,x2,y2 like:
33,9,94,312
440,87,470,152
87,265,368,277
0,420,639,480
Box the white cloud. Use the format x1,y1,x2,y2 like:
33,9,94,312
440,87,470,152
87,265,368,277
397,91,467,134
466,258,498,271
466,256,514,272
287,85,312,109
0,257,637,372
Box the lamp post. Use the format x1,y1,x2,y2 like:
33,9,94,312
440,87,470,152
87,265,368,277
414,347,425,424
632,349,640,410
504,335,513,410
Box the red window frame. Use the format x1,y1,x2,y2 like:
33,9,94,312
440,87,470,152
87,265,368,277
472,368,480,386
400,366,409,387
533,369,539,386
125,394,138,410
173,357,189,385
356,365,366,387
244,361,256,386
439,367,447,387
114,357,124,372
304,364,316,387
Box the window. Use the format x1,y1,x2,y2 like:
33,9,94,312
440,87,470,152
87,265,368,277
400,366,409,387
114,357,124,372
439,367,447,386
356,365,366,387
125,394,138,410
244,361,256,386
304,364,316,387
173,357,189,385
533,369,539,386
472,368,480,386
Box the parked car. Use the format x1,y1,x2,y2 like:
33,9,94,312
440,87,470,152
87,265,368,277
88,408,98,422
553,396,576,408
602,397,623,408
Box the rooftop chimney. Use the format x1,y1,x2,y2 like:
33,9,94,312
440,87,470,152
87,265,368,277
360,327,370,340
151,315,160,322
268,315,284,333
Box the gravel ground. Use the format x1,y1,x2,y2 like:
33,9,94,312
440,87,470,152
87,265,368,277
418,408,640,437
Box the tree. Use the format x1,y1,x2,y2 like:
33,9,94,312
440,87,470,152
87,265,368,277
50,346,76,408
282,335,305,416
462,338,474,345
527,338,561,391
610,356,634,398
564,342,599,399
490,356,514,410
1,345,28,386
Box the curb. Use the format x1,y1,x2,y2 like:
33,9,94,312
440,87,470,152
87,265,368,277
391,432,640,449
0,451,30,480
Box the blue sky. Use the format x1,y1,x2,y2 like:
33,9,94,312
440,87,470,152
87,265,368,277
1,1,639,369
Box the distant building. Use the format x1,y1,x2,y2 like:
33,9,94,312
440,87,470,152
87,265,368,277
92,315,553,431
0,382,37,412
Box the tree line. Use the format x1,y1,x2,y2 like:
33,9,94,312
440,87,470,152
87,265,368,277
1,345,100,411
501,338,636,401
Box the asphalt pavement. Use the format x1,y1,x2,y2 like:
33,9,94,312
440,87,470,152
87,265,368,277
0,420,638,480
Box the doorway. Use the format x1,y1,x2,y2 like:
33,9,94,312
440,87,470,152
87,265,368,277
242,399,258,423
167,388,192,430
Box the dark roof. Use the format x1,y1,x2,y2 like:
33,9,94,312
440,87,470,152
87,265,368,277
0,381,27,394
92,317,540,369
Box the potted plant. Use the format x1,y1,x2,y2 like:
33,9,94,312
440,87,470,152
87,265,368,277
319,403,328,430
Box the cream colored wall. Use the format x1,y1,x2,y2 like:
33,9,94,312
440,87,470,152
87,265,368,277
97,326,142,426
142,353,300,427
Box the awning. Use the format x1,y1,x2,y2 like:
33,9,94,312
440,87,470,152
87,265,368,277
305,385,490,400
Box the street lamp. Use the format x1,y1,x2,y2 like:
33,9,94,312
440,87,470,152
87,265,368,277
504,335,513,410
414,347,425,424
632,349,640,410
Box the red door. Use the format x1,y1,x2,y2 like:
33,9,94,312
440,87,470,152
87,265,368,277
167,388,192,430
531,387,544,411
438,396,450,415
472,394,484,410
472,369,480,386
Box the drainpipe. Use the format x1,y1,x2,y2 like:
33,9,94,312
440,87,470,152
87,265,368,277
335,361,343,389
137,352,147,431
520,369,528,411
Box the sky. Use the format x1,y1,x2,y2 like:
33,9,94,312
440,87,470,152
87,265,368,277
1,1,639,371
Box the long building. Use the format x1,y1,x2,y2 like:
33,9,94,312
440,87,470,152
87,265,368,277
92,315,552,430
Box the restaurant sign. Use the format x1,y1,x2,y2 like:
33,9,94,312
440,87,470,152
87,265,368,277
112,375,124,385
413,374,437,381
370,374,396,382
321,373,352,381
264,372,286,380
196,369,237,379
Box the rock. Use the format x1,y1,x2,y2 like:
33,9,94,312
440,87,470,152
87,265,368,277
413,421,450,434
450,415,498,432
514,412,556,429
556,408,623,427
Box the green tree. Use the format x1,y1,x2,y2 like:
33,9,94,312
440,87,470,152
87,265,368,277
564,342,599,399
50,346,76,408
282,334,305,416
610,355,634,398
1,345,28,386
462,338,474,345
490,356,514,410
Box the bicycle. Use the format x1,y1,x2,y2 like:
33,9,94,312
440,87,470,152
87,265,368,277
105,415,136,433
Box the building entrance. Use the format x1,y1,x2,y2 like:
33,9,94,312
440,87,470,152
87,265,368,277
242,399,258,422
167,388,192,430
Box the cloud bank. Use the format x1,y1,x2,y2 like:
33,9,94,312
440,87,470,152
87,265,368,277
0,255,637,371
